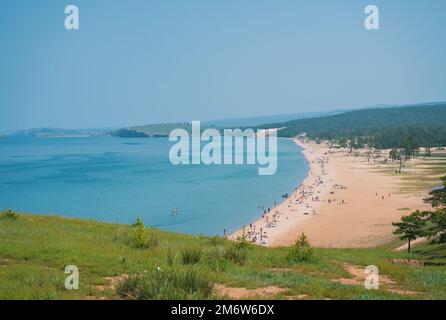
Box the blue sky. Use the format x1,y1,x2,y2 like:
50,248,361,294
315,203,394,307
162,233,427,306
1,0,445,131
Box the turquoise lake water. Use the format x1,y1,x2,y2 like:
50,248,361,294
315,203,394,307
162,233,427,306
0,136,307,235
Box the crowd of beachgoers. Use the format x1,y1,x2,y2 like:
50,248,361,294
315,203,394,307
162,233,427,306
229,146,349,245
228,138,432,248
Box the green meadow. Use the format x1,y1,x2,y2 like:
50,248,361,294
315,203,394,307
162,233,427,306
1,213,445,300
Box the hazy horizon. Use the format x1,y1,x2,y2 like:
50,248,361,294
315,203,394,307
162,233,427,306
1,0,446,131
5,99,446,133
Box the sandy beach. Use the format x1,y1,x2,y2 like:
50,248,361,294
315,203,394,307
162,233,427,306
229,138,434,248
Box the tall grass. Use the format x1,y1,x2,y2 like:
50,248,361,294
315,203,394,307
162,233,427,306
116,267,213,300
202,247,228,272
181,246,202,265
223,244,247,265
166,247,176,267
3,213,446,300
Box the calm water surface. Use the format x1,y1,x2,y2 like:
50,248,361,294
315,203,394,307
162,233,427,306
0,136,307,235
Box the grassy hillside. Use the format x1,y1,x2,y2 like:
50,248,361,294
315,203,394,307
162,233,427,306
260,103,446,149
1,213,445,300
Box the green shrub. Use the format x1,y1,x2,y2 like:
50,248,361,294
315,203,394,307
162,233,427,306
116,267,213,300
133,227,158,249
133,221,149,249
132,216,145,228
181,246,202,265
288,232,313,263
113,218,158,249
0,209,19,221
223,244,247,265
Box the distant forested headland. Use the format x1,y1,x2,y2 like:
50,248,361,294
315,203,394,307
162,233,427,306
111,123,193,138
259,103,446,149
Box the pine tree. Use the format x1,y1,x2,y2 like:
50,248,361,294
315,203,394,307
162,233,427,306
393,211,427,253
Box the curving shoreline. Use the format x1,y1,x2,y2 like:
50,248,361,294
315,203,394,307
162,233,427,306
228,138,333,246
228,138,432,248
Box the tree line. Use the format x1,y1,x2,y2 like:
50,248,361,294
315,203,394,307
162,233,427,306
259,103,446,149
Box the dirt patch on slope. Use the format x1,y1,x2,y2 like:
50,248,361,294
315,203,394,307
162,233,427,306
95,274,128,291
214,284,286,299
389,259,424,267
332,263,419,296
268,268,294,273
214,283,308,300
